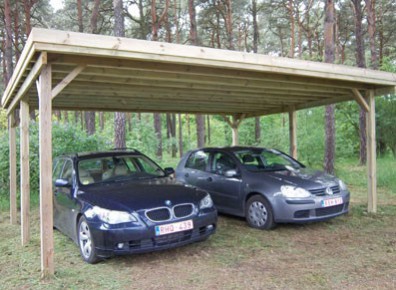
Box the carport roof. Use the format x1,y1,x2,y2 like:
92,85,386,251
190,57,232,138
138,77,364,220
2,28,396,116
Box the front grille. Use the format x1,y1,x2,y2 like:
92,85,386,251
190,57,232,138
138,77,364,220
153,231,192,246
145,208,171,221
315,204,344,217
309,185,340,196
174,204,194,218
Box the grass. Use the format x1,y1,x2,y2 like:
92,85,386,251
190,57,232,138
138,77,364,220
0,158,395,289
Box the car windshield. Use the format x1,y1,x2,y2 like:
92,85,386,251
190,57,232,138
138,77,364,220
77,155,165,185
234,149,302,172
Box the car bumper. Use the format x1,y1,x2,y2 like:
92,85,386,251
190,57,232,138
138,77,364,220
272,191,350,223
88,209,217,258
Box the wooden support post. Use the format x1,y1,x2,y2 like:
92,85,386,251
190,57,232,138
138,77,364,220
20,100,30,245
9,113,17,225
366,90,377,213
222,114,245,146
39,64,54,277
289,107,297,159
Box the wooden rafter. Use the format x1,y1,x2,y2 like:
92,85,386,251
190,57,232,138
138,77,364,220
51,65,86,99
351,88,370,112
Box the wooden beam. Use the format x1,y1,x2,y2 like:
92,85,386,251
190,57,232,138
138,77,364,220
20,100,30,245
6,52,47,115
51,65,86,99
351,88,369,113
39,64,54,278
289,107,297,159
1,34,35,107
366,90,377,213
374,85,396,96
9,113,17,225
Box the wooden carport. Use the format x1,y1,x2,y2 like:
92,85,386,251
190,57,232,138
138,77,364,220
2,28,396,277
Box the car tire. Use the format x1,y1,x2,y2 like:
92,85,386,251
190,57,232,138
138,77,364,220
246,195,276,230
77,216,100,264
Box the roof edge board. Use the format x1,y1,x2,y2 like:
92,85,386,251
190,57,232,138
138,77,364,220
29,28,396,86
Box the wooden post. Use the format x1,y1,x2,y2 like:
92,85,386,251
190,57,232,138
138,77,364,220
20,100,30,245
289,107,297,159
39,64,54,277
9,113,17,225
231,124,239,146
222,114,245,146
366,90,377,213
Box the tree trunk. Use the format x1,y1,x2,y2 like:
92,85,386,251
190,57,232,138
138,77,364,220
225,0,234,50
85,112,95,135
255,117,261,144
323,0,336,175
288,0,295,58
252,0,259,54
14,0,20,62
113,0,126,149
365,0,378,70
77,0,83,32
188,0,198,45
63,111,69,123
196,115,205,148
178,114,183,158
207,115,211,145
154,113,162,158
99,112,104,131
351,0,367,165
4,0,13,84
90,0,101,34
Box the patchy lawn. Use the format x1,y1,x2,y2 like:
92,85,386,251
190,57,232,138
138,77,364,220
1,188,395,290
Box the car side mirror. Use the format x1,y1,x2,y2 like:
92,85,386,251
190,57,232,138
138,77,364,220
224,169,239,178
164,167,175,176
55,178,71,188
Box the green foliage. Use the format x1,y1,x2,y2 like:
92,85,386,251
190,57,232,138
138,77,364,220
0,122,108,208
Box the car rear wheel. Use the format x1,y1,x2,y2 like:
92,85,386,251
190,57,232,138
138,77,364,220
78,216,100,264
246,195,275,230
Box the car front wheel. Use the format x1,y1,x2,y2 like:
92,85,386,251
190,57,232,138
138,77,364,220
246,195,276,230
78,216,100,264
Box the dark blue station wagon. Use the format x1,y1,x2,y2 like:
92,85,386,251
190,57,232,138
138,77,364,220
53,150,217,263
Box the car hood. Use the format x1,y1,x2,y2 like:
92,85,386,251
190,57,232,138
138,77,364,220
78,177,207,212
249,167,339,189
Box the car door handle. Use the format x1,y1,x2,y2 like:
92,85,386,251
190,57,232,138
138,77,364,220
207,177,213,182
184,173,189,178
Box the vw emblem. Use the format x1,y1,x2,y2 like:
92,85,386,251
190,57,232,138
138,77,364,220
165,200,172,206
325,187,333,195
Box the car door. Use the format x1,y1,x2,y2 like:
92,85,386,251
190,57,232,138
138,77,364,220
205,151,243,213
54,158,78,238
53,158,65,229
181,150,214,190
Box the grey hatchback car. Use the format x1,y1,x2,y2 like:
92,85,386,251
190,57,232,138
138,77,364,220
176,147,350,230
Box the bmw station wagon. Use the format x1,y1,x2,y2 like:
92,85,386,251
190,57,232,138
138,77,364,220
52,150,217,263
176,147,350,230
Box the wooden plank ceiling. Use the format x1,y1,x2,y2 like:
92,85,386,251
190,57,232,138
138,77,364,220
2,28,396,117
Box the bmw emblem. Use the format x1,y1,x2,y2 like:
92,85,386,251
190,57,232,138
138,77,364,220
165,200,172,206
325,187,333,195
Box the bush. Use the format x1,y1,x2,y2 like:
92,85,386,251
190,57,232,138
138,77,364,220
0,122,108,209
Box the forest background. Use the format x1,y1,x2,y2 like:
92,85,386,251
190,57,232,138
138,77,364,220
0,0,395,207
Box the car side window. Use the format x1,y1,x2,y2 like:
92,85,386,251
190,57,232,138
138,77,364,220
185,151,210,171
212,152,237,175
61,160,74,184
53,159,65,183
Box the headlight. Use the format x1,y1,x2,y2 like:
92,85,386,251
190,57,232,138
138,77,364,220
280,185,311,198
90,206,137,224
199,194,213,209
339,179,348,191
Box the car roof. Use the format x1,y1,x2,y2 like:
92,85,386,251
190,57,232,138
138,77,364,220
56,149,143,160
192,146,270,152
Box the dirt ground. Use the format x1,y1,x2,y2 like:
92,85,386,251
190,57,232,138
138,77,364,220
1,198,395,290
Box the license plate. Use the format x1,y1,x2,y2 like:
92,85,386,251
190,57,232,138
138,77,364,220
155,220,193,236
321,197,343,207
